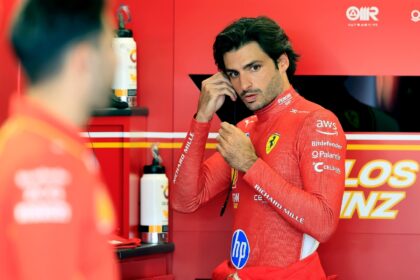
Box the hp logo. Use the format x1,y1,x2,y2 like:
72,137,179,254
230,229,250,270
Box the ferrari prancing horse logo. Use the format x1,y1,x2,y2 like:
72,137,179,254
266,133,280,154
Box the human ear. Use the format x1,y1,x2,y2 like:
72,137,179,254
277,53,289,72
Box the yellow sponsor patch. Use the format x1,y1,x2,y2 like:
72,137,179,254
231,168,238,189
266,133,280,154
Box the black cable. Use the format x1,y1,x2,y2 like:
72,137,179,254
220,98,237,217
220,179,233,216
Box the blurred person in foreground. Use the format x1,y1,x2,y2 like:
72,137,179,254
0,0,119,279
172,16,346,279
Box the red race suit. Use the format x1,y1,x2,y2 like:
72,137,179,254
172,87,346,279
0,94,119,280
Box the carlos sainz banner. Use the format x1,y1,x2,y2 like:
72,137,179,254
341,133,420,233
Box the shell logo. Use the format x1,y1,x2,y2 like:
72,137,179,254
130,49,137,63
130,73,137,83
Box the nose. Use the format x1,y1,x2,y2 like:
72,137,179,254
239,73,252,93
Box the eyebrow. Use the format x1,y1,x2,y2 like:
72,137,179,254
226,60,263,73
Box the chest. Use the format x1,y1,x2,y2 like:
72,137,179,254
246,117,303,167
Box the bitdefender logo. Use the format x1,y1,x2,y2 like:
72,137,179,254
346,6,379,27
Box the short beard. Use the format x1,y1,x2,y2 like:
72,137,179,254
247,73,282,111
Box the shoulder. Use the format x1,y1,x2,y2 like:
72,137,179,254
0,125,93,187
294,97,341,129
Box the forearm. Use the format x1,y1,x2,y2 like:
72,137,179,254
172,118,230,213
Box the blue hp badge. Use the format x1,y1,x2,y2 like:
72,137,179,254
230,229,250,270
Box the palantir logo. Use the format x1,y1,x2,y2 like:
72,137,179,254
230,229,250,270
347,6,379,21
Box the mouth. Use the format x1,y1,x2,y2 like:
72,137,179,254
243,93,258,103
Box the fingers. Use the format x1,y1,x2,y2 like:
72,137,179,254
206,84,237,102
202,73,237,101
215,142,225,156
220,122,234,130
217,122,240,145
219,122,239,135
204,72,231,85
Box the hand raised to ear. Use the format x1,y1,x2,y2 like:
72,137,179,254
196,72,237,122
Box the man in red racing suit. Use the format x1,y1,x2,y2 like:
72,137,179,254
172,17,346,279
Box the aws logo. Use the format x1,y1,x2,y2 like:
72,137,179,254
316,120,337,130
266,133,280,154
316,120,338,136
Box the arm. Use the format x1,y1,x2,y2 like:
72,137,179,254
171,119,231,213
171,72,237,213
243,110,346,242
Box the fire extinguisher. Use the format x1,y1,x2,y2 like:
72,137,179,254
112,4,137,107
139,144,169,243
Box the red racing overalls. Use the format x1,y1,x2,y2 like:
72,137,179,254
172,87,346,279
0,94,119,280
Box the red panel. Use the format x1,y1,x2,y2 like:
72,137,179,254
88,123,126,236
317,135,420,279
112,0,175,133
119,254,172,279
173,0,420,78
319,232,420,279
87,115,148,238
172,230,231,280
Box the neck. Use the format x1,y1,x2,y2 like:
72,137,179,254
26,80,90,128
265,77,292,108
281,78,291,94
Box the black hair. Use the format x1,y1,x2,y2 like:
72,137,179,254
10,0,105,84
213,16,299,79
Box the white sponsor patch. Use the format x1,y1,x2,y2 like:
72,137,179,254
316,130,339,136
316,120,338,136
312,150,341,160
254,184,304,224
244,119,254,127
311,140,342,150
411,9,420,23
346,6,379,21
232,192,240,208
316,120,337,130
313,162,341,174
290,108,309,114
278,93,292,106
13,167,72,224
346,6,379,28
173,132,194,184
